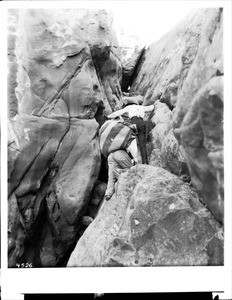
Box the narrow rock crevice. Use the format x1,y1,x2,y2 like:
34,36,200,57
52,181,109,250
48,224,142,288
121,46,146,93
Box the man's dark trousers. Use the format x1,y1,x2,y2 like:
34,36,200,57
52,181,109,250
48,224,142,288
131,116,148,164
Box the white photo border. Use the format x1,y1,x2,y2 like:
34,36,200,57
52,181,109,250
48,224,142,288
1,1,231,299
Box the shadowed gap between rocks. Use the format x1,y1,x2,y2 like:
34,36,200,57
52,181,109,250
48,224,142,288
121,46,146,93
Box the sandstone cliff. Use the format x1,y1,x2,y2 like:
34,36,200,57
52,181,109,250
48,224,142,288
8,8,122,267
131,8,224,223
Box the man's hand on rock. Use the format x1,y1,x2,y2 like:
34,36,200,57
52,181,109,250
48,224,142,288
105,195,112,201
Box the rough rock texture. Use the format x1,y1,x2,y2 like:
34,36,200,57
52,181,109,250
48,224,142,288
8,9,123,118
67,165,223,267
8,116,101,267
148,101,185,176
7,9,122,267
90,40,123,114
130,8,224,223
130,9,210,104
87,180,107,219
173,11,223,223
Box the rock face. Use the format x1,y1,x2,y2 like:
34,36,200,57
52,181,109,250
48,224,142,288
130,9,210,103
148,101,185,177
130,8,224,223
87,180,107,218
67,165,223,267
8,9,123,118
7,9,123,267
173,11,223,223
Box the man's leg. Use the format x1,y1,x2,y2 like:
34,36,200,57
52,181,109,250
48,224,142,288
131,117,148,164
127,139,141,164
105,150,133,200
105,154,117,200
137,132,148,164
113,150,133,169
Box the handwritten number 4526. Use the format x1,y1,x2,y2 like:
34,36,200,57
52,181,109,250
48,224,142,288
16,263,33,268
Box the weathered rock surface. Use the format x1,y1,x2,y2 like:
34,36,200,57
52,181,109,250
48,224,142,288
130,9,209,104
173,10,223,223
8,116,101,267
90,40,123,114
148,101,185,176
7,8,122,267
87,180,107,218
129,8,224,223
67,165,223,267
174,76,223,223
8,9,123,118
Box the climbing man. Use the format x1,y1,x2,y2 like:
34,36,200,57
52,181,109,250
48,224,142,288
105,149,134,201
107,103,155,164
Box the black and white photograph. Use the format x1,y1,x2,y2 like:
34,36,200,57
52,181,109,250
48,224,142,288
0,0,231,299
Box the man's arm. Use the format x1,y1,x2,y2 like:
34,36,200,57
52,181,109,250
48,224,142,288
108,107,128,119
144,104,155,112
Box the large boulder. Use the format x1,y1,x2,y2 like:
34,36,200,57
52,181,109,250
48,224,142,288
67,165,223,267
128,8,223,223
8,117,101,267
7,8,122,267
8,9,123,118
173,9,223,223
